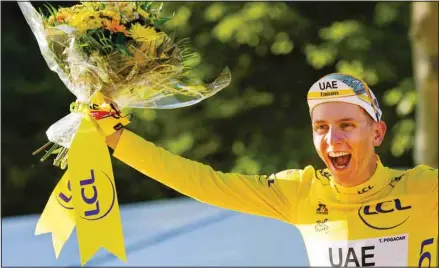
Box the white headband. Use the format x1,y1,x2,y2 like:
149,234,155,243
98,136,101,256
307,73,382,122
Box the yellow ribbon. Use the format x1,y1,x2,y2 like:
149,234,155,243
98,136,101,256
36,93,127,265
35,170,76,258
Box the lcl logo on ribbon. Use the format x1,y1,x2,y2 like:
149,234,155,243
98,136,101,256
79,169,116,221
56,169,116,220
56,180,73,210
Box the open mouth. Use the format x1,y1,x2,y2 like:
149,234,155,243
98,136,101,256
328,152,352,170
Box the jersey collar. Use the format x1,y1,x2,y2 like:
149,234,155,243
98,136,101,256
330,155,391,202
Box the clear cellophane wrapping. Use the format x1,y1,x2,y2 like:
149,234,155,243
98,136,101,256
18,2,231,162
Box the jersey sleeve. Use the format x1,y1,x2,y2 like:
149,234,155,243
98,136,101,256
425,168,438,219
409,166,438,219
113,129,304,223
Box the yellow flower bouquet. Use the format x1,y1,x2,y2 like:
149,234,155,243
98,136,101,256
19,1,230,266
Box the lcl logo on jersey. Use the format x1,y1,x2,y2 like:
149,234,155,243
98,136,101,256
388,175,403,188
358,198,411,230
315,169,331,186
357,185,374,194
267,178,275,188
258,174,275,188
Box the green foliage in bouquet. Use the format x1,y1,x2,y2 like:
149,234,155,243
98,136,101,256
42,2,170,56
38,1,213,105
24,1,230,170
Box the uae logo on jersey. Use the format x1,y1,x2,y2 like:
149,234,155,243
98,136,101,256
316,202,329,215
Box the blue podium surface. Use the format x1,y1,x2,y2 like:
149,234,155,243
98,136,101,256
2,198,309,266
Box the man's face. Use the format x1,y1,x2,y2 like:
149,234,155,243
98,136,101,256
311,102,386,186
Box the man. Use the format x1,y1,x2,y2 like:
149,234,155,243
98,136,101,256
102,73,438,267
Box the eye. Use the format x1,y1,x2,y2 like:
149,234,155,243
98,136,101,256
340,122,355,129
314,124,328,132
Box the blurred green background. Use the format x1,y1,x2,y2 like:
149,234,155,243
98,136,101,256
2,2,437,217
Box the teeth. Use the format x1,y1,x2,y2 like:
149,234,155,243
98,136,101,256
336,165,346,169
328,152,350,157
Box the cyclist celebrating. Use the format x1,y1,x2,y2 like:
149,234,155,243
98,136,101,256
104,73,438,267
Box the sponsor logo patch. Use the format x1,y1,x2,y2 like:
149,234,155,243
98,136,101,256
358,198,411,230
305,234,409,267
315,218,330,233
357,185,374,194
316,202,329,215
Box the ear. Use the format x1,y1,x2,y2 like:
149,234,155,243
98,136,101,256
373,121,387,146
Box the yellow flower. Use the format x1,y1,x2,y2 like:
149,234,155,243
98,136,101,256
47,16,55,25
137,8,149,19
79,2,101,9
70,10,102,34
101,10,120,23
129,23,163,44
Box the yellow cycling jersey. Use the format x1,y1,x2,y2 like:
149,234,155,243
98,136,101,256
113,130,438,267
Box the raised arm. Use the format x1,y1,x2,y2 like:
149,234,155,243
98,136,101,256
107,129,304,223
